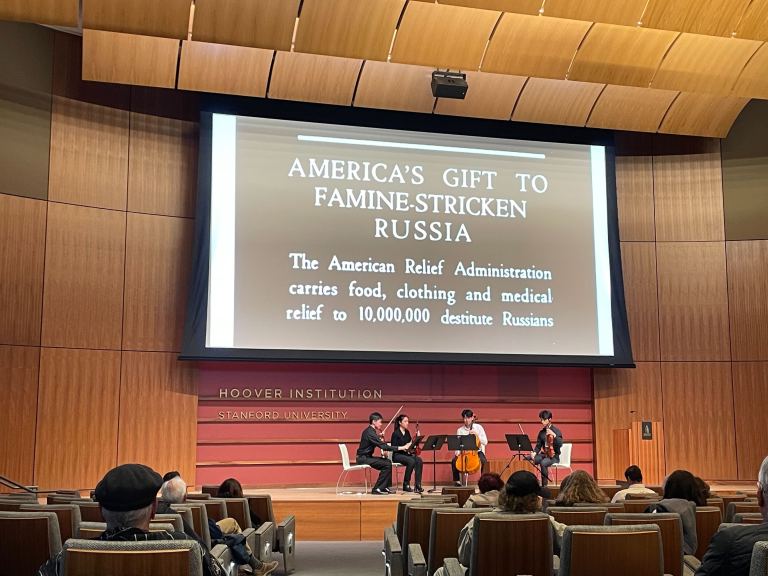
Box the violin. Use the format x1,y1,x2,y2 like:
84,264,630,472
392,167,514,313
408,421,422,456
455,417,482,475
545,426,556,459
378,405,404,457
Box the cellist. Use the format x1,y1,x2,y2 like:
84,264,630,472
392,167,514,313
532,409,563,487
451,409,488,487
390,414,425,493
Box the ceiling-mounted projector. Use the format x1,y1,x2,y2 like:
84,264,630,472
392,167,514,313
431,71,468,99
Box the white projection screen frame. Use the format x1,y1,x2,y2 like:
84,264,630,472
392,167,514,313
183,101,633,367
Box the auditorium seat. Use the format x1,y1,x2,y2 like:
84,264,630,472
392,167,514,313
548,506,609,526
714,494,748,516
694,506,723,559
411,508,478,576
625,492,661,500
396,499,456,541
185,493,211,500
246,494,297,575
751,541,768,576
707,497,725,516
622,499,660,513
77,521,176,538
0,498,27,511
735,513,765,524
441,487,476,508
249,521,277,565
201,485,219,497
0,492,38,500
726,501,762,522
202,498,228,523
559,524,664,576
152,513,185,532
574,502,625,512
385,526,404,576
72,500,104,522
336,443,371,495
400,502,460,573
47,494,89,505
20,503,82,542
171,502,211,549
0,511,62,575
605,512,685,576
221,497,252,529
599,486,622,499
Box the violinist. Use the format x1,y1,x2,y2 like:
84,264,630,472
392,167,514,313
532,409,563,487
451,409,488,487
356,412,411,495
390,414,425,493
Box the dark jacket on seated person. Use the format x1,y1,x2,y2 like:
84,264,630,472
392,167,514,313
695,522,768,576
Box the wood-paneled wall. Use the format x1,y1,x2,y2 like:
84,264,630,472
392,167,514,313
0,32,199,491
595,133,768,482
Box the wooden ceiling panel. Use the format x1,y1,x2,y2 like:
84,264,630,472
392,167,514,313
641,0,750,37
733,44,768,99
586,85,679,132
82,30,179,89
436,0,542,13
295,0,404,61
0,0,78,27
483,13,592,78
435,71,527,120
391,2,500,70
192,0,299,50
268,52,362,106
735,0,768,41
542,0,646,26
651,34,761,95
83,0,192,39
353,61,435,113
178,41,273,98
659,92,749,137
569,24,679,87
511,78,605,126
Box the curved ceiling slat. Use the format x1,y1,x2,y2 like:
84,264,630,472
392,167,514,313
569,24,679,87
268,52,362,106
482,13,592,78
542,0,646,27
734,0,768,41
294,0,405,61
0,0,78,27
390,2,500,70
659,92,749,137
641,0,751,37
733,44,768,99
353,61,435,113
586,85,679,132
435,71,527,120
511,78,605,126
83,0,192,39
436,0,542,13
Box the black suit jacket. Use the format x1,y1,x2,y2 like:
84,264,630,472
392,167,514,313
695,521,768,576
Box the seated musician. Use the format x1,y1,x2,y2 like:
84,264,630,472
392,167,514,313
532,409,563,487
390,414,424,493
451,409,488,487
356,412,411,495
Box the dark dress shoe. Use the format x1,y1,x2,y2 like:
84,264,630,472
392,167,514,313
415,485,425,493
402,485,413,492
454,481,462,487
372,488,389,495
384,487,395,494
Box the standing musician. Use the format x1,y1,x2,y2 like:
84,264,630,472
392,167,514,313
532,409,563,487
451,409,488,487
357,412,412,495
390,414,425,493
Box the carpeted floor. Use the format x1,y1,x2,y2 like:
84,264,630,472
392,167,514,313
273,540,384,576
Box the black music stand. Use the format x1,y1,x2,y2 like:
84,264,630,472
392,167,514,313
447,434,479,487
422,435,446,493
499,433,534,476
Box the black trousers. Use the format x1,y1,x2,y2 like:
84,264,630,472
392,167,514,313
533,453,559,486
356,456,392,491
393,453,424,487
451,451,487,482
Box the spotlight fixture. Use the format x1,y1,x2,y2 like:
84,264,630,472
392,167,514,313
431,70,468,100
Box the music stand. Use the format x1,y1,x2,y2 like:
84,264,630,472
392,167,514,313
447,435,479,487
421,435,446,493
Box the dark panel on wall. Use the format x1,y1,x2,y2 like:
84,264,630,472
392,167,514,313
0,22,52,200
0,346,39,490
722,99,768,241
727,241,768,361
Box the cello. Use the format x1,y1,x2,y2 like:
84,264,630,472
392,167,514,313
455,416,482,475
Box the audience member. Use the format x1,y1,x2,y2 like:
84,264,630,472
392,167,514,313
157,471,200,540
652,469,702,554
217,477,263,527
695,476,711,503
611,465,658,503
464,473,504,508
554,470,609,506
695,455,768,575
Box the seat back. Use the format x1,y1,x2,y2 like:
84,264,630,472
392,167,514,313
557,443,572,467
574,502,625,512
441,487,476,508
695,506,723,559
47,495,89,505
338,444,352,470
153,513,184,532
717,494,748,517
63,538,203,576
625,492,661,500
707,497,725,515
751,540,768,576
727,501,761,522
468,513,553,576
172,503,210,549
0,511,62,575
74,501,104,522
246,494,276,525
427,509,478,576
605,513,683,576
735,513,765,524
20,503,81,542
396,501,455,541
185,493,211,501
0,499,26,512
203,499,228,523
402,503,459,572
560,524,663,576
549,506,608,526
622,499,660,514
77,522,176,539
221,497,252,529
201,485,219,497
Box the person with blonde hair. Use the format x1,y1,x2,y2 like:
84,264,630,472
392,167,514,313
554,469,608,506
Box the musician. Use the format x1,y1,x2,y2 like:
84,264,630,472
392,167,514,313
390,414,424,493
356,412,411,495
451,409,488,486
532,409,563,487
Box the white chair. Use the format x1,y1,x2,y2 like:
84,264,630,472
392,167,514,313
337,444,372,495
386,450,404,492
551,443,573,484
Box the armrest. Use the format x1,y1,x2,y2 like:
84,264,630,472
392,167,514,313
407,543,427,576
252,521,276,562
277,515,296,574
684,554,701,572
211,543,234,570
385,527,403,576
443,558,466,576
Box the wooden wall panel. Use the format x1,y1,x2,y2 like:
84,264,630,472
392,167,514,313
658,93,749,139
268,52,362,106
0,0,78,27
731,362,768,479
35,348,121,490
353,61,435,113
661,362,737,479
41,203,126,350
128,111,198,218
587,85,677,134
435,71,526,120
656,243,731,361
726,241,768,361
653,138,724,241
615,155,656,241
83,0,192,39
123,214,193,352
177,41,273,98
48,96,130,211
641,0,750,37
117,352,198,482
620,243,660,361
0,194,46,346
0,346,39,490
512,78,605,127
593,363,663,481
